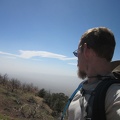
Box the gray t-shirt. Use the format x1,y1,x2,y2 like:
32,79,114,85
68,79,120,120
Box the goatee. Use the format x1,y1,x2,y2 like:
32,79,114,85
77,68,87,79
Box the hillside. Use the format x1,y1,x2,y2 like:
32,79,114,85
0,74,68,120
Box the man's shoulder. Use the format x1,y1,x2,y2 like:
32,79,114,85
72,91,81,102
106,82,120,100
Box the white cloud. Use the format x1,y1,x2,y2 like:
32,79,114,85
31,58,43,61
0,50,77,61
68,63,77,66
0,51,19,58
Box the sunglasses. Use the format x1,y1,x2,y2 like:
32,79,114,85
73,45,82,57
73,50,79,57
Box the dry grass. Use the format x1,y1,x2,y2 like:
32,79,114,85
0,84,55,120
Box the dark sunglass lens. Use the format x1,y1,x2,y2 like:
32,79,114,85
73,51,78,57
75,53,78,57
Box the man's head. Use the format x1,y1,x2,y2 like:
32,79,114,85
74,27,116,79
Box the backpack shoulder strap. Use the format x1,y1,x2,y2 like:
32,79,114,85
86,78,120,120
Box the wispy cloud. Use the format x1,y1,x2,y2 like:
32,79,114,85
68,63,77,66
0,50,77,61
0,51,19,58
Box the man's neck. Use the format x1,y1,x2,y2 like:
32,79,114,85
87,59,111,83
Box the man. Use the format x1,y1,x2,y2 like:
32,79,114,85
68,27,120,120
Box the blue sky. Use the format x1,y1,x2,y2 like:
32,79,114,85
0,0,120,95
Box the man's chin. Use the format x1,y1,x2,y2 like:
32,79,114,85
77,70,87,79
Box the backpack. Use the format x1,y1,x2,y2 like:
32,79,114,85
86,72,120,120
